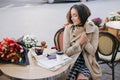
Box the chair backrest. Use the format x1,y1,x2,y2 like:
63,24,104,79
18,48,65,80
54,27,64,50
97,31,119,62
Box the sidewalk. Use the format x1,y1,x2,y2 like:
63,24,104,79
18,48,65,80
101,63,120,80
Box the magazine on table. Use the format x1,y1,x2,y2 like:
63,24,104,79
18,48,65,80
30,48,72,71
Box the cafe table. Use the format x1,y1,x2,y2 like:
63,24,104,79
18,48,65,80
106,21,120,41
0,48,72,80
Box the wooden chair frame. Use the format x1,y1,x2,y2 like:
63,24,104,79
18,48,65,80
54,27,64,50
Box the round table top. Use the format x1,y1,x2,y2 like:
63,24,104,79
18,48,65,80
0,49,70,80
106,21,120,29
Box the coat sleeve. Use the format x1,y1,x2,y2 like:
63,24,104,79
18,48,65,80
63,25,82,57
84,26,99,57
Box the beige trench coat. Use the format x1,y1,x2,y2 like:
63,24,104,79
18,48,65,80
63,21,102,80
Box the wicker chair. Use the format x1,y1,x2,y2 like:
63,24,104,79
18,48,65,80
54,27,71,80
54,27,64,51
96,31,120,80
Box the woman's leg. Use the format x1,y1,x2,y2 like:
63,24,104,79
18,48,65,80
76,73,89,80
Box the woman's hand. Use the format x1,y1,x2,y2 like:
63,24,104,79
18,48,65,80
79,32,88,46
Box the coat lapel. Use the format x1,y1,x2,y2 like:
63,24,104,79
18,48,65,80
70,27,84,43
85,21,96,34
70,21,96,43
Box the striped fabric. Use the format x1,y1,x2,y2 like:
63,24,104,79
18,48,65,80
66,52,91,80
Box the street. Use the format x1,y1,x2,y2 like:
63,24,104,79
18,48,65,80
0,0,120,47
0,0,47,8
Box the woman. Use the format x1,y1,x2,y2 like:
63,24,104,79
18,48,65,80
63,4,102,80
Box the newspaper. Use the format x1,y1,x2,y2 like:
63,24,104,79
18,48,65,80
30,49,72,71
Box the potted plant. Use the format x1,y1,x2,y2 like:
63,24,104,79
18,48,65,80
108,12,120,21
92,17,103,30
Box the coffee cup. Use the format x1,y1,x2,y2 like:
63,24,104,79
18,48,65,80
35,47,43,55
56,50,64,62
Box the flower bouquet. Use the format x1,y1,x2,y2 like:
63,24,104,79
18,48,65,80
18,35,38,49
108,12,120,21
0,38,29,65
92,17,102,27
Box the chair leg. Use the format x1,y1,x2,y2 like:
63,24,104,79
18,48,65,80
112,63,114,80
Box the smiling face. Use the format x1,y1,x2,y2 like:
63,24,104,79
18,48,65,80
71,8,81,26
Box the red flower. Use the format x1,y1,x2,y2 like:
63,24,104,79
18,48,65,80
0,38,24,62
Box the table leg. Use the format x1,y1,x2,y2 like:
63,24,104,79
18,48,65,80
0,70,3,76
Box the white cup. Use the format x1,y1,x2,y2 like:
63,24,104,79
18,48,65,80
56,50,64,62
57,55,63,62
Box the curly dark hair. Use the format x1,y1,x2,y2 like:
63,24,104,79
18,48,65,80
66,4,91,26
